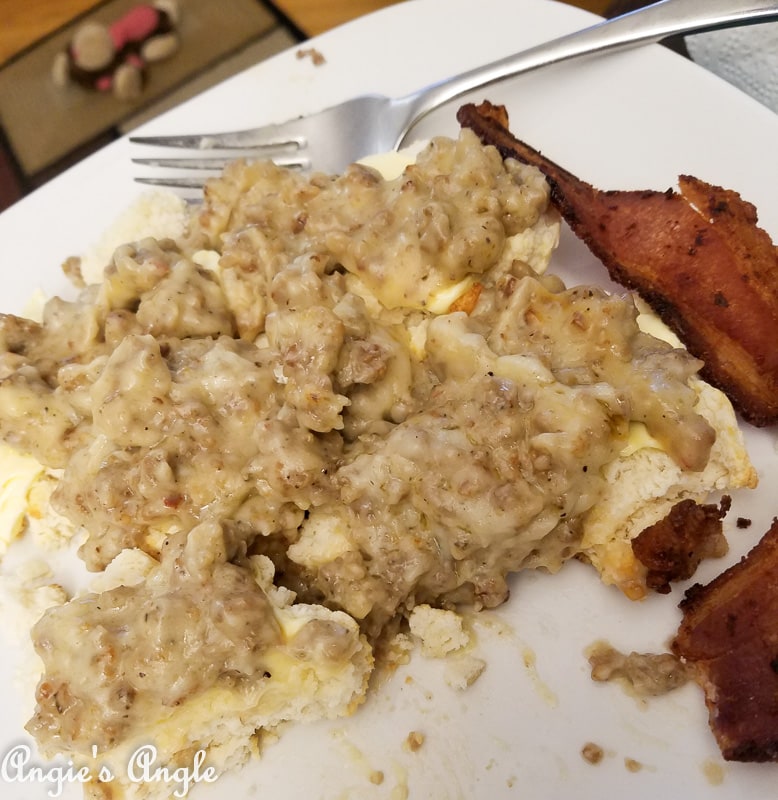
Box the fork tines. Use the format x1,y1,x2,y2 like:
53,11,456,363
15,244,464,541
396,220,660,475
129,131,311,188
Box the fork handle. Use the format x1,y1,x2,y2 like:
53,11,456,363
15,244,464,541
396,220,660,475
400,0,778,143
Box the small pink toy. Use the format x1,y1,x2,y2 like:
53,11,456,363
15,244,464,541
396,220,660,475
53,1,180,101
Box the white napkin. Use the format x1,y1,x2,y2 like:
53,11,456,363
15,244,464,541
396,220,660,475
684,22,778,114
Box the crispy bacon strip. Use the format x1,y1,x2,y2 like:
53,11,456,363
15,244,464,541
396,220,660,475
673,518,778,761
457,101,778,426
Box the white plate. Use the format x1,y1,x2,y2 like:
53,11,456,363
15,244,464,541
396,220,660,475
1,1,777,798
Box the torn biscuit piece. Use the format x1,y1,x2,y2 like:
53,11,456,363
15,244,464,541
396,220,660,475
409,605,470,657
27,522,372,800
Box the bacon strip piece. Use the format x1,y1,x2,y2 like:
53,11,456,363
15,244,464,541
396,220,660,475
672,518,778,761
457,101,778,426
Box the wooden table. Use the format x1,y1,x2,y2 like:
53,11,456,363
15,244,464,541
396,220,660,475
0,1,614,65
274,0,610,36
0,0,99,64
0,0,400,64
272,0,400,37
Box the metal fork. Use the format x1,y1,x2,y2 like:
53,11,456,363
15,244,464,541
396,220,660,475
131,0,778,187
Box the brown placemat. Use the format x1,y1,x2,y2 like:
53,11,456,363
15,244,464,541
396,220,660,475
0,0,279,176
